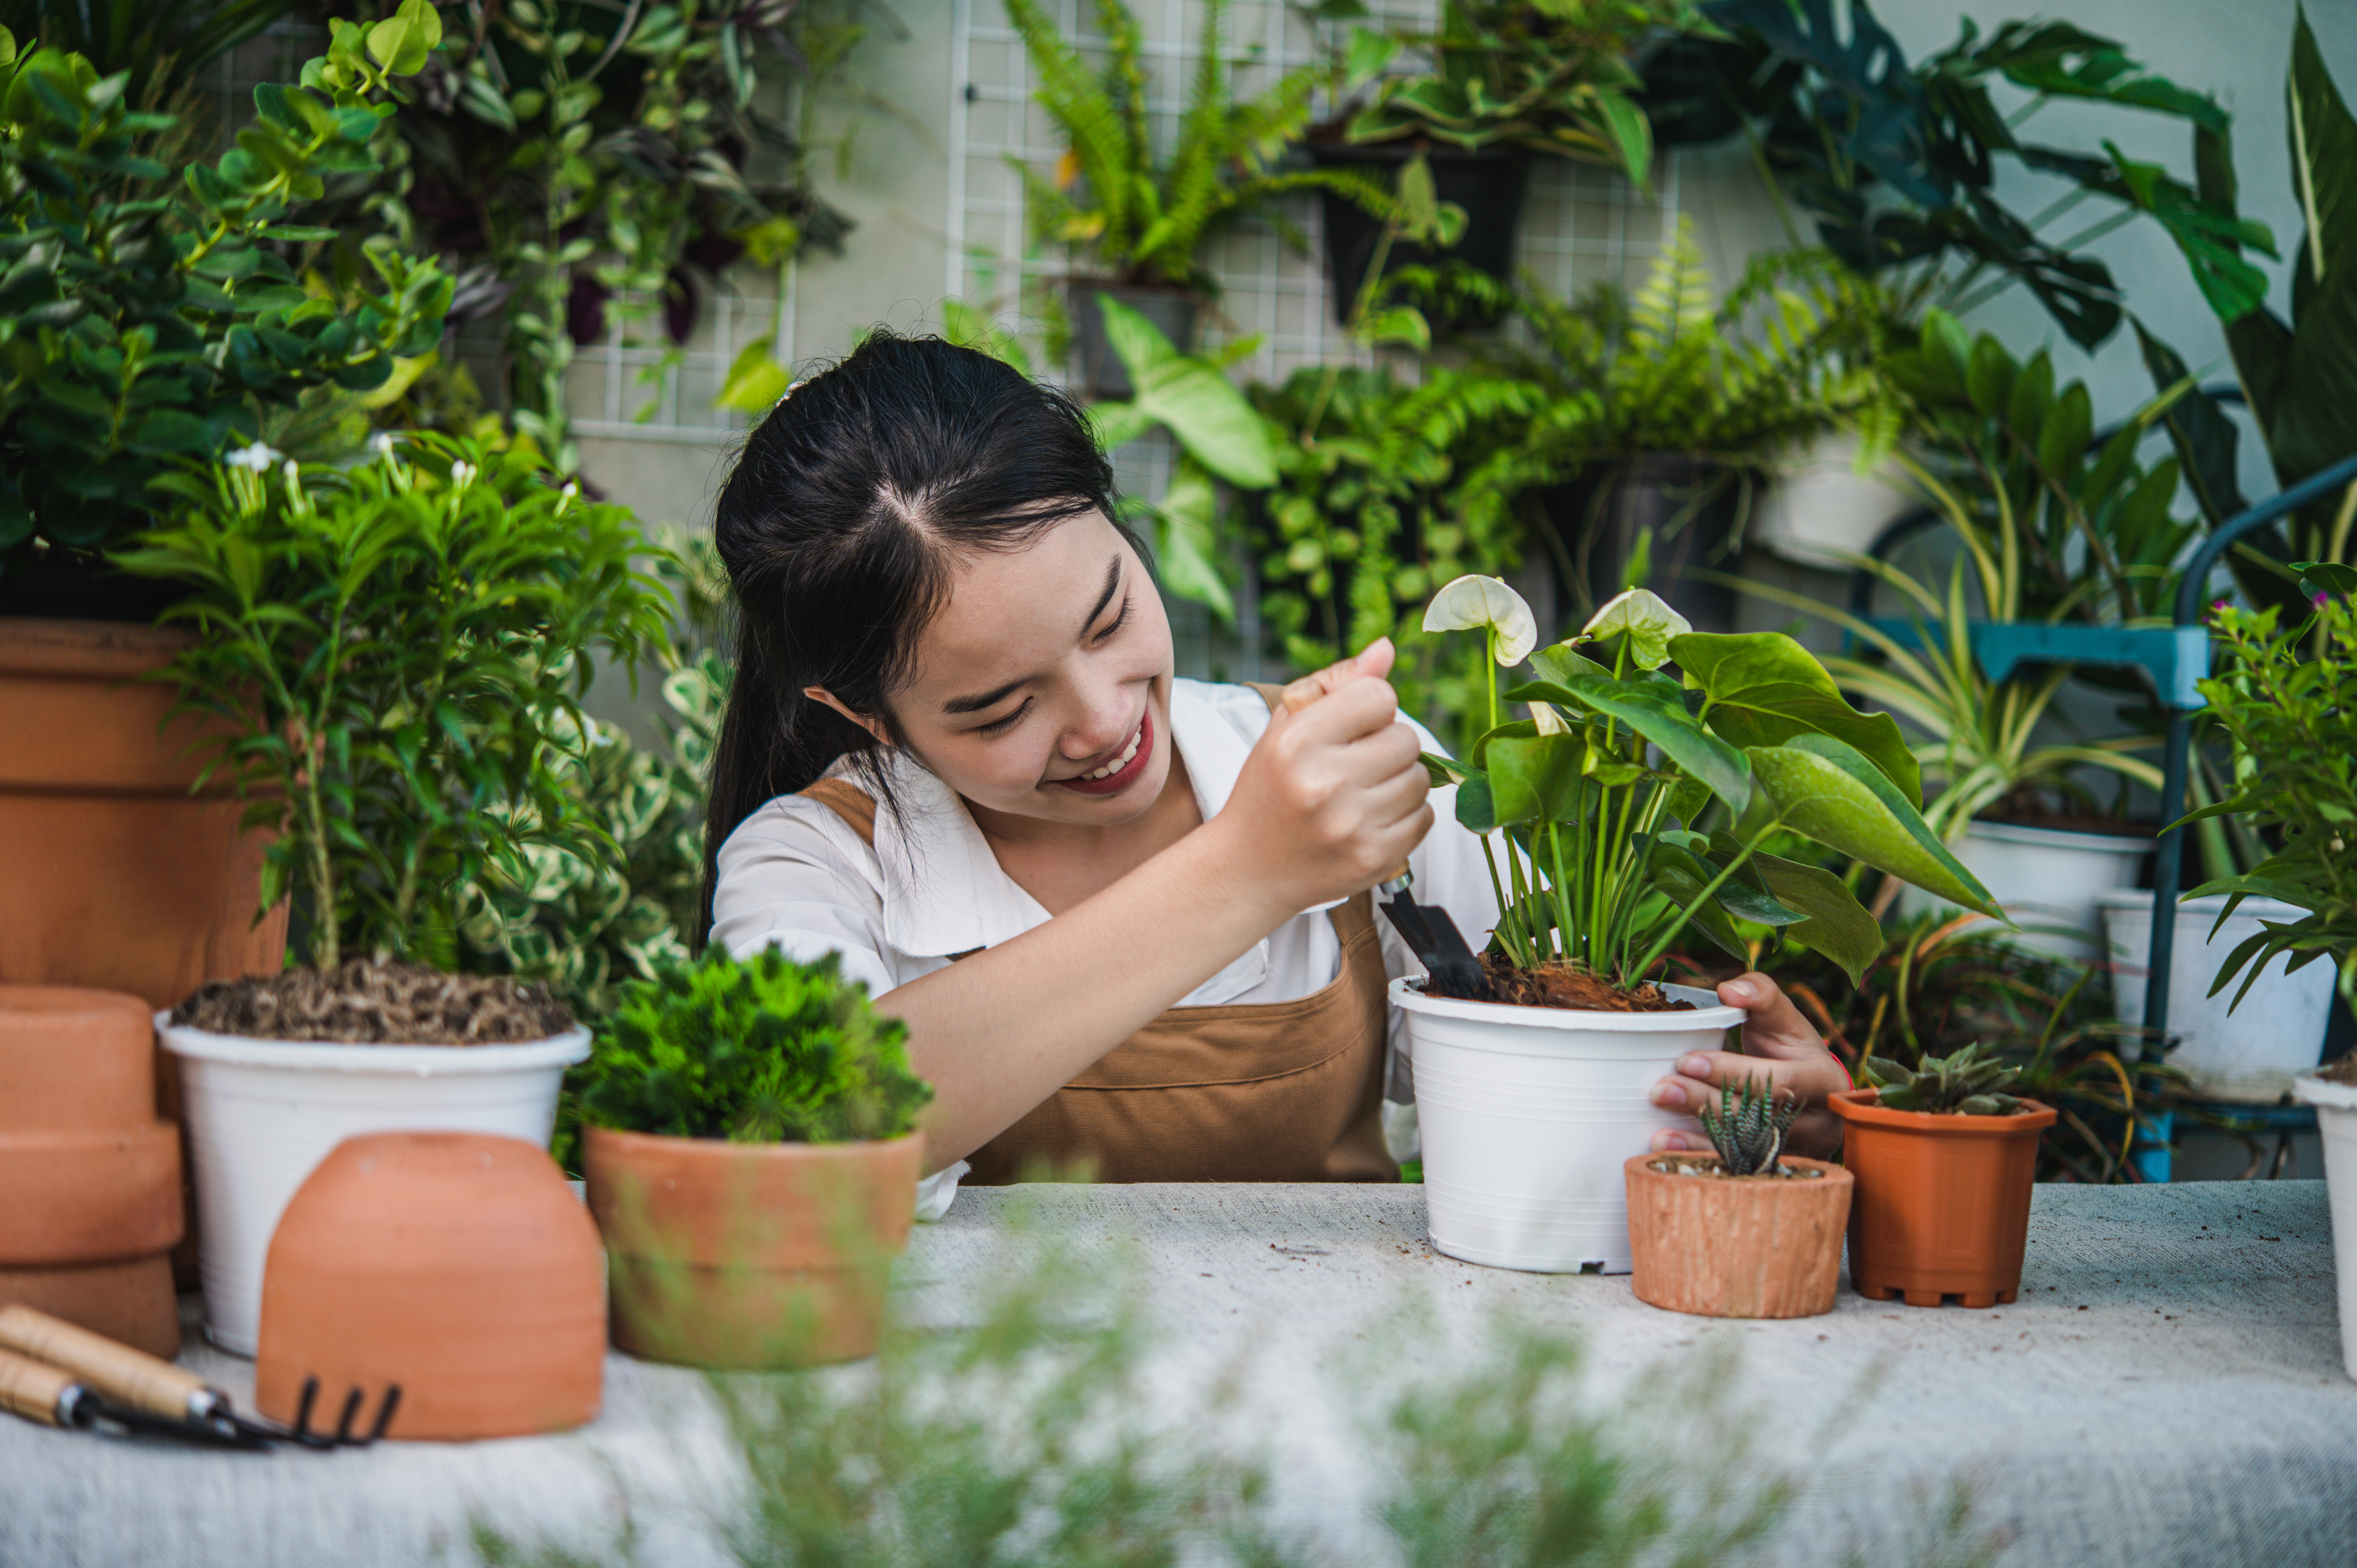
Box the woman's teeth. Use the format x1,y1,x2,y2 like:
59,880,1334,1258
1079,724,1143,781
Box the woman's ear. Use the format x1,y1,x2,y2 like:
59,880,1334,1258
803,686,892,746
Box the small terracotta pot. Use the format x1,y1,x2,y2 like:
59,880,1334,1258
256,1132,605,1441
1624,1154,1852,1318
0,986,182,1357
1830,1087,2057,1308
584,1125,923,1369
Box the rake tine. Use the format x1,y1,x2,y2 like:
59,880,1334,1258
333,1386,365,1444
291,1376,319,1445
361,1385,401,1446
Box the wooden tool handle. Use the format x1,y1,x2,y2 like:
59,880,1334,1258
1273,671,1415,887
0,1346,74,1427
0,1304,207,1421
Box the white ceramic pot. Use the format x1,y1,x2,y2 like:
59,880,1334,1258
2097,892,2335,1101
157,1018,590,1355
1392,980,1737,1274
1752,432,1920,565
2292,1071,2357,1382
1900,820,2151,958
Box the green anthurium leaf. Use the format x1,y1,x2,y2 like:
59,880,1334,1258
1745,736,2000,917
1649,858,1749,964
1486,732,1584,825
1469,719,1537,770
1671,631,1923,805
1421,750,1472,786
1528,643,1611,688
1563,674,1752,814
1711,835,1884,985
1455,771,1497,833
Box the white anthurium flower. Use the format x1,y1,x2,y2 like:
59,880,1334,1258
1581,588,1691,671
1531,700,1572,735
1423,574,1537,665
223,441,282,471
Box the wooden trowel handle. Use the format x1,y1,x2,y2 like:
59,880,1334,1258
0,1345,74,1427
0,1304,208,1422
1272,669,1415,887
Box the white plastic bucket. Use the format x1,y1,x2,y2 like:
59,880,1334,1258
1392,979,1737,1274
2292,1073,2357,1383
2098,892,2334,1101
158,1018,589,1354
1901,820,2150,958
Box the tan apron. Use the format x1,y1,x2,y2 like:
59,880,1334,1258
796,685,1394,1185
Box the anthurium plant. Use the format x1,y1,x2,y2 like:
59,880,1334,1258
1421,575,2000,995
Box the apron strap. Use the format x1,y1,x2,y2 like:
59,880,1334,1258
799,776,879,848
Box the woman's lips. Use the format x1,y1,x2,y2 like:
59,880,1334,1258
1052,708,1153,796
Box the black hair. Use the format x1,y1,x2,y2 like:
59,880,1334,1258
702,330,1126,942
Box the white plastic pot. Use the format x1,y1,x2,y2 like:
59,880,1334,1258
2291,1071,2357,1383
1900,820,2151,958
2097,892,2334,1101
1751,432,1920,566
157,1018,589,1355
1392,980,1737,1274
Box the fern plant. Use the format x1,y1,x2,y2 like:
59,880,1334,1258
1006,0,1382,291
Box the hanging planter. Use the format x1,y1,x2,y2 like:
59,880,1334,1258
1540,454,1744,634
1750,432,1920,565
2097,891,2335,1101
1068,281,1200,400
2292,1063,2357,1383
1307,142,1531,327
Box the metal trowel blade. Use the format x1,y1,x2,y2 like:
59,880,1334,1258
1379,883,1492,1001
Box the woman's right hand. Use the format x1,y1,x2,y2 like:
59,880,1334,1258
1215,638,1434,914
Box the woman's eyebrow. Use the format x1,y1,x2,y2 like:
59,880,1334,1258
941,554,1122,717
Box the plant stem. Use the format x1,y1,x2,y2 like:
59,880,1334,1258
1627,823,1775,986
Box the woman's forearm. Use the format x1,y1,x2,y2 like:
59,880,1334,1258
888,817,1294,1171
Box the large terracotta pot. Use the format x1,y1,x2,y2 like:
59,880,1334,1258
0,987,183,1357
1829,1088,2057,1309
584,1125,923,1369
1623,1153,1852,1319
256,1131,605,1441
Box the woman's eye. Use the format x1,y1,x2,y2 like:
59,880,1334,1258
976,697,1031,737
1093,593,1133,645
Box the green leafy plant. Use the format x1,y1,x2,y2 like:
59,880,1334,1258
2179,574,2357,1012
0,0,295,112
1696,1077,1798,1175
573,943,932,1144
116,432,671,968
1005,0,1378,292
0,7,453,573
1421,575,1998,994
1861,1041,2026,1117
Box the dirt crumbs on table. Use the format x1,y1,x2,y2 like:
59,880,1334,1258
1478,955,1696,1013
2320,1057,2357,1088
172,959,575,1045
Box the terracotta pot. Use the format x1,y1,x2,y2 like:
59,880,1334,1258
256,1131,605,1441
584,1125,923,1369
0,986,183,1357
1829,1088,2057,1308
1624,1153,1852,1319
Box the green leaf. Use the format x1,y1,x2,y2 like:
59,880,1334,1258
1713,837,1884,985
1147,461,1232,620
1454,771,1497,833
1745,736,2000,917
1562,674,1752,814
1096,293,1179,383
1485,733,1583,825
1670,632,1922,805
713,336,790,412
1129,357,1276,488
2296,559,2357,597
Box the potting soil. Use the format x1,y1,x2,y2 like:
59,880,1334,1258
171,958,574,1044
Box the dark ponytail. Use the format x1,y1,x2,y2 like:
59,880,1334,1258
701,330,1123,942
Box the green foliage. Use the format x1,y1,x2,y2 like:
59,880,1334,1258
1347,0,1717,188
1427,577,1993,991
1696,1077,1798,1175
1005,0,1381,290
1861,1040,2025,1117
0,0,294,112
0,10,452,571
116,432,671,969
2179,581,2357,1012
574,944,932,1144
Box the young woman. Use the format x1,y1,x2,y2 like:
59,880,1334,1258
703,332,1848,1213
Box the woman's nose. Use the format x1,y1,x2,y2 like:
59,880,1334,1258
1057,686,1136,760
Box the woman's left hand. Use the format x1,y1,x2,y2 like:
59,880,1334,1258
1647,973,1848,1160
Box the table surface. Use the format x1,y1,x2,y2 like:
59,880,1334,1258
2,1180,2350,1568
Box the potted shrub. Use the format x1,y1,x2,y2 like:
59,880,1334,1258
1400,575,1997,1272
0,10,451,1013
1830,1045,2055,1308
118,432,669,1353
574,944,933,1370
1625,1079,1851,1318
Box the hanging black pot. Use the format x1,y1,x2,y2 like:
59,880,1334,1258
1306,141,1531,328
0,557,190,623
1540,454,1746,635
1068,279,1201,400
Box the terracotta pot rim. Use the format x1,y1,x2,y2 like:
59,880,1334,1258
584,1124,925,1165
1829,1086,2059,1134
0,984,156,1023
157,1017,590,1074
0,616,193,677
1623,1152,1853,1184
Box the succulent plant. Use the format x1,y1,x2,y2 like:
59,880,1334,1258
1697,1079,1800,1176
1861,1042,2025,1116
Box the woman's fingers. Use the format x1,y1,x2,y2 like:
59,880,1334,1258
1715,972,1824,1059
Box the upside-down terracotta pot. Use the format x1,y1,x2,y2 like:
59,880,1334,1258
584,1125,924,1370
1829,1087,2057,1308
256,1132,604,1441
1624,1153,1852,1319
0,987,184,1357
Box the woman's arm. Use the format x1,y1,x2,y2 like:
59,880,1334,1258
892,649,1432,1171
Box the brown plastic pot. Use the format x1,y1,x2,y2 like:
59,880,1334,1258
584,1125,923,1370
1830,1087,2057,1308
1624,1154,1852,1318
0,986,183,1356
256,1131,605,1441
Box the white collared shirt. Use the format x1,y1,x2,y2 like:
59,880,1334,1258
709,678,1503,1216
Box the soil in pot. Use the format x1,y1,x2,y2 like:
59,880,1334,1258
171,959,574,1044
1624,1153,1852,1319
1472,956,1695,1013
1307,141,1531,327
1829,1087,2056,1308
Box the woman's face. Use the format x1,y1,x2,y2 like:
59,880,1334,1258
878,511,1178,827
